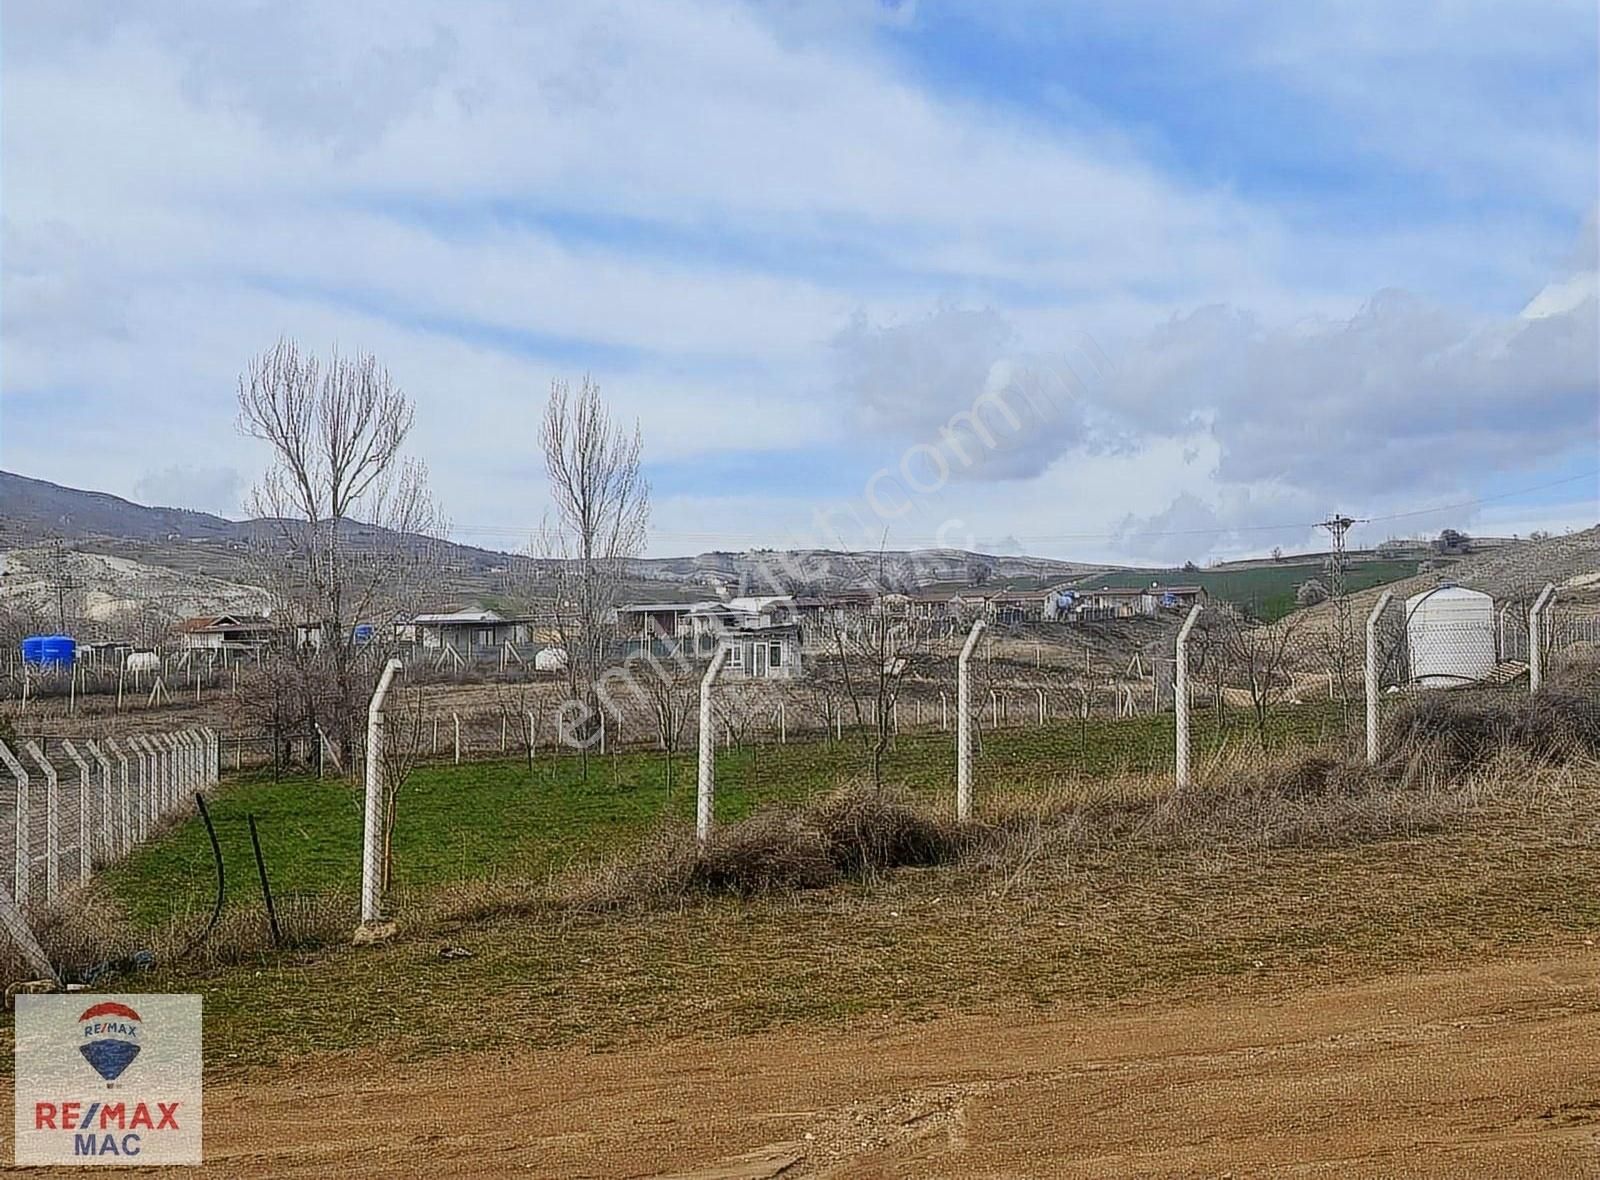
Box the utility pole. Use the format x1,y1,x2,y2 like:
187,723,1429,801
44,536,83,634
1319,513,1358,739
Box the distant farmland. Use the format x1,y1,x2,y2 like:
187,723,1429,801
1081,558,1434,620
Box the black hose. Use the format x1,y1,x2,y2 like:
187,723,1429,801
173,792,225,961
63,792,225,986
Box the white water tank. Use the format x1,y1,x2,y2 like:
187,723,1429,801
534,646,568,673
1405,585,1494,688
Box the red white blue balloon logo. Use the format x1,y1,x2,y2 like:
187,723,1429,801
78,1002,142,1084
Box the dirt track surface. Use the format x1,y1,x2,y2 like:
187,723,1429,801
159,953,1598,1177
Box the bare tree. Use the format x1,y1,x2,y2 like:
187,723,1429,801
822,606,928,790
643,656,701,796
237,339,447,766
379,686,428,899
533,376,650,767
1215,606,1304,750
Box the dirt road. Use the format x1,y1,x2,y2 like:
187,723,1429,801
110,952,1600,1176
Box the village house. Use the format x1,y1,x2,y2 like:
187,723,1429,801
175,614,279,652
682,597,805,679
613,601,696,641
409,608,532,660
714,623,803,680
1041,583,1208,622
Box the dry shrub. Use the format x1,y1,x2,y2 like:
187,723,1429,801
1383,677,1600,776
696,809,840,896
427,878,547,927
1160,755,1459,850
808,788,970,875
562,786,971,913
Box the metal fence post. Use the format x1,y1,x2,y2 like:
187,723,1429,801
1365,590,1394,766
1175,604,1202,790
957,620,988,822
1529,582,1555,694
696,647,730,844
0,741,31,909
361,658,403,926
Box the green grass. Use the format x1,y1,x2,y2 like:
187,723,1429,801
99,703,1353,928
1081,559,1430,620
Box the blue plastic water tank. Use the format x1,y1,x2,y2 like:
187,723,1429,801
39,635,76,668
353,624,375,644
21,636,46,665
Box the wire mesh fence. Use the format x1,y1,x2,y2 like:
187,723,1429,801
0,730,218,918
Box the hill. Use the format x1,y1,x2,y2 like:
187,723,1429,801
1081,555,1435,620
0,471,1114,624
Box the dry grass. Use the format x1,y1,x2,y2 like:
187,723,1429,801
3,890,353,985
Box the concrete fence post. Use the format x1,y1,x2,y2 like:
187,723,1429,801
361,658,403,927
956,619,988,822
85,741,115,862
142,736,160,823
59,741,93,885
1365,590,1394,766
1529,582,1556,695
103,739,131,854
23,742,59,906
0,741,31,909
0,883,56,984
127,737,150,841
187,730,202,792
1174,604,1203,790
696,647,730,845
453,713,461,765
159,734,174,818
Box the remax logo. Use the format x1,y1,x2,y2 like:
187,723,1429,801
14,994,202,1166
79,1002,143,1084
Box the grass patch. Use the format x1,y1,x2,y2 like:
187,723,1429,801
94,703,1351,931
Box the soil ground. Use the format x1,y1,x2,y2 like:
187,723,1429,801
23,950,1593,1179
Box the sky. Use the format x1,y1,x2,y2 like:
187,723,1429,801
2,0,1597,565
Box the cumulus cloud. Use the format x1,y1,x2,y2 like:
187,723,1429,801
1117,281,1595,496
132,464,244,517
832,305,1110,481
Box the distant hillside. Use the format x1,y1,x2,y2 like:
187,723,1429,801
0,469,520,602
0,470,241,543
0,471,1119,616
1331,526,1600,615
1083,556,1438,621
632,547,1108,596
